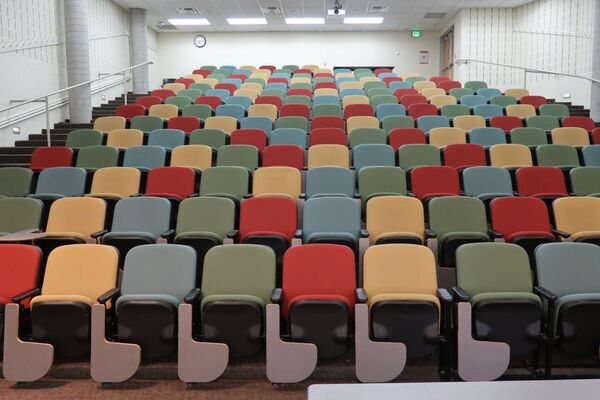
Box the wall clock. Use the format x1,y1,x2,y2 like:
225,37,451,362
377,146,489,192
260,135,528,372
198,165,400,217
194,34,207,48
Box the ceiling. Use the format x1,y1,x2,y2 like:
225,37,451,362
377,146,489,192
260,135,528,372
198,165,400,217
112,0,535,32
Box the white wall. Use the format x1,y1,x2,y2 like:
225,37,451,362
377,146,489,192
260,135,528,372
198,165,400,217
156,30,440,86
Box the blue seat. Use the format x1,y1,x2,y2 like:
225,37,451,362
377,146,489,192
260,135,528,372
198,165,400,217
352,144,395,171
222,78,242,89
389,81,413,91
301,197,361,251
469,127,507,148
473,104,504,119
206,89,230,101
378,72,398,79
122,146,167,172
462,166,514,200
264,83,287,92
376,104,406,120
417,116,450,133
582,145,600,166
340,89,364,98
216,104,246,122
313,96,341,106
305,167,355,199
271,73,291,80
460,95,487,108
148,129,186,150
335,77,357,85
476,88,502,99
240,116,273,136
270,128,307,147
30,167,87,199
225,96,252,110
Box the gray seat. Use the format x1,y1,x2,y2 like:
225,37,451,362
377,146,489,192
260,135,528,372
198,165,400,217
462,166,514,201
305,167,355,199
29,167,87,200
148,129,186,149
352,144,395,171
270,128,307,147
302,197,361,250
122,146,167,172
469,127,507,148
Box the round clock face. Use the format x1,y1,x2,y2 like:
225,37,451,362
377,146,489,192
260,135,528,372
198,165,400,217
194,35,206,48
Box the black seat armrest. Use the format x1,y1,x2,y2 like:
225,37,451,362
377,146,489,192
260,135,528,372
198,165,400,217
354,193,362,199
407,191,416,198
294,229,303,238
534,286,557,302
161,229,176,240
551,229,570,239
271,288,282,304
356,288,368,303
488,229,504,239
97,288,120,305
437,288,453,303
227,230,239,239
184,288,202,304
12,288,41,304
452,286,471,302
425,229,437,239
299,193,306,199
243,193,253,199
130,193,143,197
360,229,369,238
91,229,109,239
188,193,199,198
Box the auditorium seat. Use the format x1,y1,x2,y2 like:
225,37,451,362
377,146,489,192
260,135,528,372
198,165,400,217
248,104,278,121
440,104,470,119
88,167,141,199
504,88,529,99
122,146,166,172
216,105,246,122
388,128,426,149
469,127,507,148
438,80,461,93
509,127,549,146
189,128,228,149
204,116,238,134
65,129,104,148
526,116,560,132
230,129,267,151
382,115,415,133
170,145,212,171
553,197,600,245
449,88,474,99
149,104,179,120
407,104,438,119
365,196,424,244
375,104,406,120
535,145,580,168
106,128,144,149
520,95,547,108
462,166,514,202
280,104,310,119
410,166,460,201
398,144,441,170
489,144,533,168
262,145,305,170
165,96,192,110
270,128,307,147
0,167,33,197
305,167,354,199
196,96,224,111
275,116,309,133
539,104,570,118
307,144,349,168
217,145,259,170
516,166,568,200
416,116,450,133
358,166,407,206
561,116,596,132
29,167,87,200
130,116,164,133
75,146,118,171
147,129,186,149
464,81,487,91
490,116,523,133
477,88,502,99
144,166,196,201
344,104,375,119
551,127,590,147
428,127,466,148
179,89,204,101
506,104,536,119
0,197,43,234
429,95,457,107
199,166,250,202
459,95,487,108
135,95,162,109
490,95,518,107
29,147,74,171
569,166,600,195
349,128,387,148
442,144,486,169
252,166,302,199
93,116,126,133
473,104,503,119
452,115,486,131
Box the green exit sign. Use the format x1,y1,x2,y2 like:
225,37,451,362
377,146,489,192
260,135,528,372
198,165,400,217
411,29,422,38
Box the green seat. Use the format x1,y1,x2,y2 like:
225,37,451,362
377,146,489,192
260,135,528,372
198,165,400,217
199,166,250,202
535,144,580,168
207,73,225,82
440,105,470,119
66,129,103,148
569,167,600,196
245,78,266,86
183,104,213,120
178,89,204,100
456,242,541,356
364,81,387,92
405,76,425,84
428,196,490,267
200,244,276,357
189,129,228,149
464,81,487,91
449,88,475,99
216,145,259,170
398,144,441,170
370,95,398,108
200,65,217,72
274,116,309,133
490,95,517,107
312,104,343,117
165,96,192,109
0,167,33,197
214,69,232,77
282,65,299,72
260,89,285,100
0,197,43,234
131,116,164,133
539,104,569,118
349,128,387,148
75,146,119,170
290,83,313,91
382,116,415,133
284,95,311,106
358,166,407,205
366,88,392,100
526,116,560,132
189,83,212,92
510,127,549,147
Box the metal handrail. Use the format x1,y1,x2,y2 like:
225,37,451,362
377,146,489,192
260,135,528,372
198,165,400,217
455,58,600,86
0,61,153,146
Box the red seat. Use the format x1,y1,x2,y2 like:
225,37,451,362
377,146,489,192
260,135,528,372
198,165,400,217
383,77,403,86
515,166,568,198
490,116,523,133
393,88,419,101
288,89,312,97
167,116,201,134
256,96,283,109
388,128,425,149
280,104,310,119
174,78,195,89
29,147,74,171
215,83,236,95
374,68,393,76
192,69,211,77
268,77,289,85
562,116,596,132
116,104,145,120
144,166,196,200
195,96,223,111
400,94,428,108
262,145,305,170
230,129,267,151
150,89,176,101
280,244,356,359
407,104,438,119
520,96,547,109
229,74,247,82
239,196,297,245
430,76,450,86
593,128,600,144
309,128,347,146
344,104,374,119
437,80,462,93
314,82,337,90
313,73,334,78
259,65,276,72
0,245,41,309
311,116,344,130
293,69,312,75
135,96,162,109
410,166,460,200
443,144,487,169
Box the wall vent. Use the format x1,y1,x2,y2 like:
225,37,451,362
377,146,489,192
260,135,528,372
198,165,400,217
177,7,200,15
424,12,447,19
368,6,389,13
262,7,282,14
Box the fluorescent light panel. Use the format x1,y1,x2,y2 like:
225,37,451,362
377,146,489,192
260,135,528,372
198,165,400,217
227,18,267,25
286,17,325,24
344,17,384,24
167,18,210,26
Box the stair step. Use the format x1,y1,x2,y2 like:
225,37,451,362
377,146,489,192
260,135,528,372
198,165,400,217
0,147,37,154
15,140,66,147
0,154,31,163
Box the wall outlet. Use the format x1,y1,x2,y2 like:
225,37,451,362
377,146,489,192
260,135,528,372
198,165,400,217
563,93,571,99
12,127,21,135
101,94,107,101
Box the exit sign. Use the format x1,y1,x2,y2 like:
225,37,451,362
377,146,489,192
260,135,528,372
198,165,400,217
411,30,422,38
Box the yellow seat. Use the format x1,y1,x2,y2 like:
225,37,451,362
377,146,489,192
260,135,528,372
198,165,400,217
307,144,350,168
363,244,439,310
489,144,533,168
241,82,263,94
414,81,437,93
248,104,278,121
366,196,425,245
335,72,354,79
399,72,419,80
339,81,363,91
199,78,218,88
342,95,370,109
506,104,536,118
170,145,212,170
302,64,320,72
163,83,185,94
93,116,126,133
44,197,107,241
204,116,238,134
429,95,457,107
256,69,273,77
421,88,446,100
314,68,332,74
249,73,269,82
429,127,467,148
553,197,600,242
314,88,339,97
239,65,257,72
551,127,590,147
149,104,179,119
346,116,380,133
504,88,529,100
184,74,204,83
252,167,302,199
359,76,380,85
105,128,144,149
234,89,258,102
452,115,486,131
290,77,311,85
88,167,141,199
30,244,118,307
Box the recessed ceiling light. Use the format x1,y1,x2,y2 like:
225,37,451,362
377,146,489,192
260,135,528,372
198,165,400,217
286,17,325,24
344,17,384,24
227,18,267,25
327,9,346,16
167,18,210,25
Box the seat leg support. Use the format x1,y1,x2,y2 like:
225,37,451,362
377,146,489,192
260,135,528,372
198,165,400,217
354,303,406,383
457,302,510,381
266,303,317,383
91,304,140,383
2,303,54,382
177,303,229,383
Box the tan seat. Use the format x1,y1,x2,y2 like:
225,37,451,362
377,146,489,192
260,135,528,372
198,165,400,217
504,88,529,100
93,116,126,133
346,116,380,133
149,104,179,119
163,83,185,94
307,144,350,168
339,81,363,91
359,76,380,85
452,115,486,131
429,95,457,107
429,127,467,148
335,72,354,79
421,88,446,100
256,69,273,77
106,129,144,149
252,167,302,199
551,127,590,147
366,196,425,245
248,104,278,121
399,72,419,80
302,64,320,72
314,68,332,75
87,167,141,199
183,74,204,83
290,77,311,85
506,104,536,118
199,78,218,88
204,116,238,134
170,145,212,170
314,88,339,97
241,82,263,93
234,89,259,102
44,197,107,241
342,95,370,109
489,144,533,168
553,197,600,242
239,65,257,72
414,81,437,93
